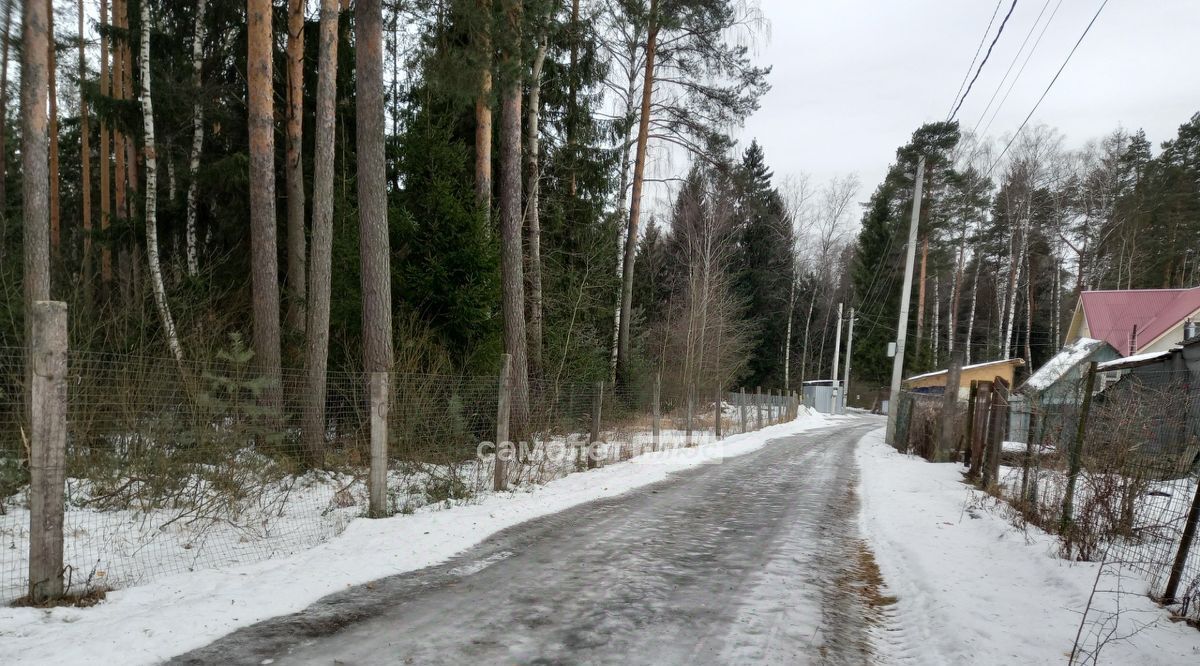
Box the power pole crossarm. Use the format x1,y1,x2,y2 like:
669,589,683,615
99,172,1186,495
885,156,926,445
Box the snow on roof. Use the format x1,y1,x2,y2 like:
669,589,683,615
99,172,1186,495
1079,287,1200,354
1096,349,1173,372
1022,337,1107,392
904,358,1022,384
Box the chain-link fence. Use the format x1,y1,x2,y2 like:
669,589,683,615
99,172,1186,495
894,365,1200,624
0,342,799,604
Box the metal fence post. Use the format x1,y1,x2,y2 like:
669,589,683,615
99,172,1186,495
494,353,512,491
756,386,763,430
714,386,723,440
739,387,747,433
652,372,661,451
589,381,603,468
1164,478,1200,604
685,385,694,446
369,371,389,517
1061,362,1098,534
938,351,964,462
29,301,68,603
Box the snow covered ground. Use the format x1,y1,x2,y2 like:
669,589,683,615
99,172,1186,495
857,428,1200,665
0,408,830,665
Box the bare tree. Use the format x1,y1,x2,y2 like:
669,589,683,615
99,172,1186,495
525,23,549,380
303,0,340,465
357,0,393,376
285,0,306,334
247,0,282,400
139,0,183,363
184,0,207,277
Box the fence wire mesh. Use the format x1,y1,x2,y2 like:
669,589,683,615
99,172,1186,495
894,366,1200,624
0,345,797,603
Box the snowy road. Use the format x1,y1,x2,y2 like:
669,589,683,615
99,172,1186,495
172,417,885,665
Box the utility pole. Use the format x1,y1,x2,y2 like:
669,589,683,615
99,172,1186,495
842,307,855,413
831,302,842,410
885,156,926,445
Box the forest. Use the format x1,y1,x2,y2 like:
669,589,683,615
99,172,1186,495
2,0,1199,417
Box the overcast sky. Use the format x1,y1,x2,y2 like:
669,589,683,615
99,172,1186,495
738,0,1200,208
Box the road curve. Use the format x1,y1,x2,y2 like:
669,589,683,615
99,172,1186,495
172,416,885,666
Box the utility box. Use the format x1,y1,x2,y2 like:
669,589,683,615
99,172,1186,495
803,380,838,414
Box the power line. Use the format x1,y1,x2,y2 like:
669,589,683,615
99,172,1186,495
979,0,1066,139
985,0,1110,178
969,0,1054,134
946,0,1005,119
947,0,1020,122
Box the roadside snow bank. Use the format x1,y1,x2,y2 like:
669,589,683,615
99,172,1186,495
0,409,830,665
856,428,1200,665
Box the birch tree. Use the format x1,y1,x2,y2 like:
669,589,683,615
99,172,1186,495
139,0,183,363
184,0,207,277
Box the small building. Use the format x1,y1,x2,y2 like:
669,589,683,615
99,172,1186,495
802,380,839,414
1010,338,1121,447
902,358,1026,401
1065,287,1200,356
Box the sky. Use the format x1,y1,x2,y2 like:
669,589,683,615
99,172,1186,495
738,0,1200,211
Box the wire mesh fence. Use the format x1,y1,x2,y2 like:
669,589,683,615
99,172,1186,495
0,344,799,604
893,365,1200,624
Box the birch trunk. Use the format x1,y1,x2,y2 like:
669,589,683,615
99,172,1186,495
525,35,547,380
608,32,641,384
139,1,183,363
800,289,815,385
303,0,340,465
949,221,967,354
784,275,795,391
1003,215,1031,359
184,0,206,277
933,274,940,366
285,0,306,334
616,0,659,384
966,254,980,366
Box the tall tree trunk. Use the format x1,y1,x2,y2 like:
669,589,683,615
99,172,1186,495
1024,252,1034,370
247,0,282,402
916,235,927,344
473,0,492,214
122,0,139,307
303,0,339,466
616,0,658,384
498,0,528,431
78,0,93,304
608,32,641,383
113,0,126,290
784,275,795,391
139,1,183,364
47,0,59,258
525,34,547,380
932,274,940,366
0,0,13,258
566,0,579,197
357,0,393,375
184,0,206,277
949,222,967,354
285,0,306,335
966,252,980,366
23,0,52,317
800,288,815,385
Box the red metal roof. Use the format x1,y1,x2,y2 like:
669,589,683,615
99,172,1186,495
1080,287,1200,355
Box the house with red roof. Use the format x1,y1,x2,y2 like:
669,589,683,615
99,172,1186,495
1064,287,1200,357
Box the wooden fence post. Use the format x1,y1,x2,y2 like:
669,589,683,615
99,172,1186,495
685,384,694,446
938,351,964,462
588,380,603,468
1060,362,1098,534
755,386,763,430
1164,478,1200,604
29,301,68,603
739,387,747,433
652,372,661,451
368,371,389,517
982,377,1009,488
494,353,512,491
967,381,991,479
714,386,723,440
963,381,978,464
